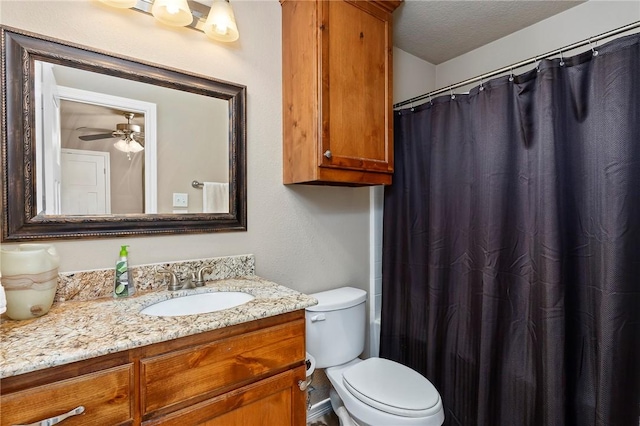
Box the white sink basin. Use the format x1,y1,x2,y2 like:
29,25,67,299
140,292,254,317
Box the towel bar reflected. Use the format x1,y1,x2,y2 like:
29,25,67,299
192,180,204,189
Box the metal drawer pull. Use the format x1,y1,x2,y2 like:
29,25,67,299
14,406,85,426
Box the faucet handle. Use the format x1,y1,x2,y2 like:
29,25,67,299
157,268,181,291
195,266,213,287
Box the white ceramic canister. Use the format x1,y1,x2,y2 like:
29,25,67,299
1,244,60,320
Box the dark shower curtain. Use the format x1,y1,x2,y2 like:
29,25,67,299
380,33,640,426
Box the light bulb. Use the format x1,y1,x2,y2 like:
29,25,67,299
152,0,193,27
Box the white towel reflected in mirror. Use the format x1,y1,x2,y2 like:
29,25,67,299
0,283,6,314
203,182,229,213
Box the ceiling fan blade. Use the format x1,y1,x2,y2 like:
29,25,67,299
75,127,114,132
78,133,118,141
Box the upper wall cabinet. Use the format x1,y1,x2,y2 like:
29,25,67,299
281,0,401,186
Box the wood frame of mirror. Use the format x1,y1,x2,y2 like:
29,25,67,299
1,26,247,241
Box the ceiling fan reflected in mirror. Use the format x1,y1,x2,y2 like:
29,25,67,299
77,112,145,159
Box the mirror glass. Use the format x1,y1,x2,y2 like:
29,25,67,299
37,62,229,216
2,27,246,241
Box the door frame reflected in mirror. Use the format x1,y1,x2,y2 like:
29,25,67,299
54,84,158,215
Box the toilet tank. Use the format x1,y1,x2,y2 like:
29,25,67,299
305,287,367,369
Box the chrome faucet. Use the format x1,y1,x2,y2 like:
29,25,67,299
194,266,213,287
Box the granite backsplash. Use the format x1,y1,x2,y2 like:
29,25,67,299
55,254,255,302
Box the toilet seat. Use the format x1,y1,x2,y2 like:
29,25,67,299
342,358,441,418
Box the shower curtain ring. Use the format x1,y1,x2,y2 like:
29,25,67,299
410,101,415,112
559,50,565,67
589,38,599,56
479,75,484,92
449,86,455,100
535,56,540,73
509,67,514,82
428,93,433,106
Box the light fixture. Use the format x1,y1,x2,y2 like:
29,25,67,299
151,0,193,27
98,0,240,43
99,0,137,8
202,0,239,42
114,136,144,160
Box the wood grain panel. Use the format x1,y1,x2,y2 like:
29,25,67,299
0,364,133,426
140,319,305,416
143,367,306,426
282,0,320,184
0,350,131,394
322,0,388,166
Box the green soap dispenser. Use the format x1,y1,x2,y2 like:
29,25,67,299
114,245,135,297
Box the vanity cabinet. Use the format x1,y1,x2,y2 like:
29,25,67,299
282,0,401,186
0,311,306,426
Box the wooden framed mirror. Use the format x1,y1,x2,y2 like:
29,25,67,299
1,26,246,241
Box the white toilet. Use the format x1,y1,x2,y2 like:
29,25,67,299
306,287,445,426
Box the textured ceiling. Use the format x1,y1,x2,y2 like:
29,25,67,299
394,1,584,64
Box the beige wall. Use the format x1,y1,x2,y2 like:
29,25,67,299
1,0,370,296
393,46,436,105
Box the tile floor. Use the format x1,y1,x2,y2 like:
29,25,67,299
306,369,340,425
308,410,340,426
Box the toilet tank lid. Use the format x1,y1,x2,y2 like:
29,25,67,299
306,287,367,312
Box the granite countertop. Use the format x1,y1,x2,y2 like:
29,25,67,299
0,276,317,379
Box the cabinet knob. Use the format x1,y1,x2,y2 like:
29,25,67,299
323,150,332,159
298,377,312,391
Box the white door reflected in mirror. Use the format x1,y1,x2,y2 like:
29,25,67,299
60,149,111,215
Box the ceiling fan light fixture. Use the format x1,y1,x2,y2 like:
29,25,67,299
114,136,144,155
128,139,145,153
203,0,239,42
99,0,137,9
152,0,193,27
114,138,130,152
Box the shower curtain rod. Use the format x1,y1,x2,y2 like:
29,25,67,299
393,20,640,109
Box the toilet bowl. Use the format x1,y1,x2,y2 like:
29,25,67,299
306,287,444,426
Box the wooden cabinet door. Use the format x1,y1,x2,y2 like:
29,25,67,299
140,319,304,417
0,364,133,426
143,367,307,426
282,0,398,185
319,0,393,174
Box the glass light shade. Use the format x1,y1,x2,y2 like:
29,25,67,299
128,139,144,153
113,139,130,152
114,137,144,153
203,0,239,42
152,0,193,27
99,0,138,8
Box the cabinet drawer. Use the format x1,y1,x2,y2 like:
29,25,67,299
141,318,305,416
143,366,307,426
0,364,133,426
